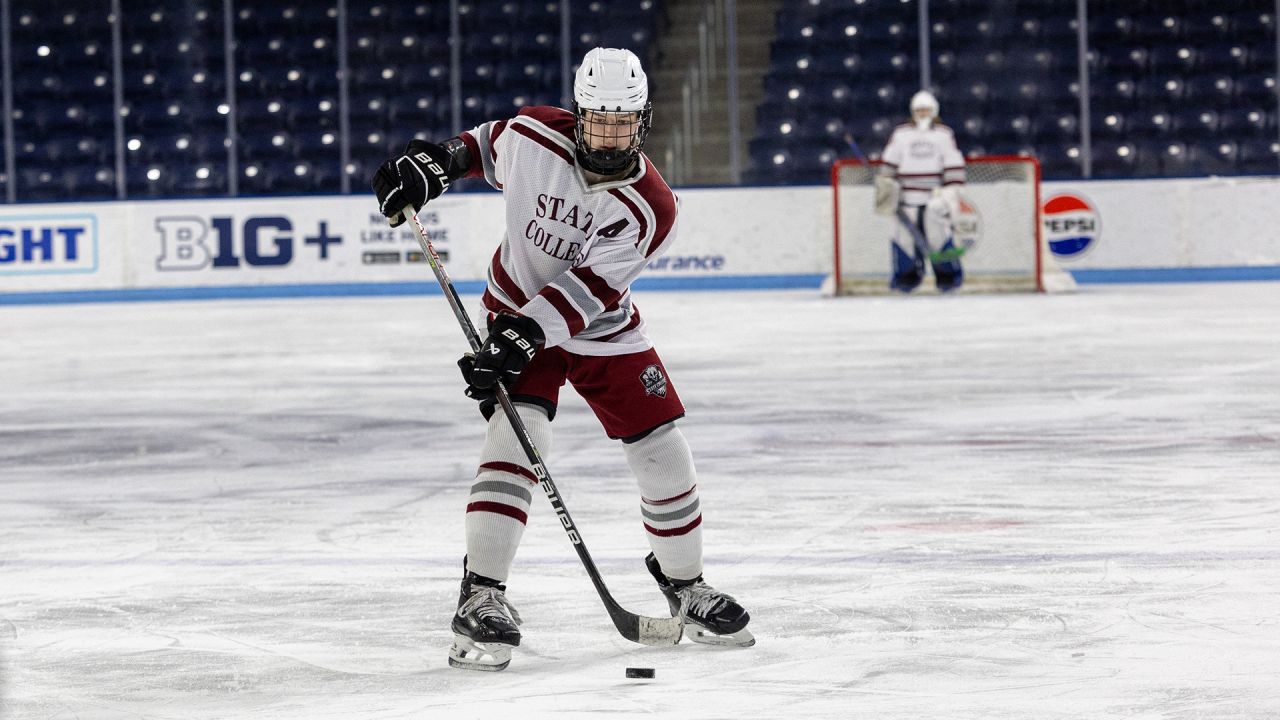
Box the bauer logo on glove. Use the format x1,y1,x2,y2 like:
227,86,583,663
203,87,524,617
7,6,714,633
462,313,546,392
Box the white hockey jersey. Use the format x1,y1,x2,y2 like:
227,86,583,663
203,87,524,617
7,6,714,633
881,122,966,207
459,106,678,356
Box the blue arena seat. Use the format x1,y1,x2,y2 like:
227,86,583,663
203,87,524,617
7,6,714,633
1238,140,1280,173
1148,45,1200,73
1235,73,1278,102
1218,107,1272,136
1183,74,1236,104
1170,108,1220,135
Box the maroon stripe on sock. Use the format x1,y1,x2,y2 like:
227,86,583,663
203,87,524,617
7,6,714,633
478,461,540,485
645,514,702,537
467,501,528,525
642,486,696,506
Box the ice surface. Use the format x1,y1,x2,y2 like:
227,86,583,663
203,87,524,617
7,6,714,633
2,284,1278,719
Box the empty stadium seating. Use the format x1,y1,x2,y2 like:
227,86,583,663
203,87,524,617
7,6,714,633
5,0,661,200
752,0,1278,183
1,0,1275,201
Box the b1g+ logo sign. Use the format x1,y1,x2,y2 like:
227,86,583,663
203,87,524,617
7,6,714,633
156,216,341,270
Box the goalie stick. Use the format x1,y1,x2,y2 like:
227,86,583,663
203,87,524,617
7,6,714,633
399,205,685,648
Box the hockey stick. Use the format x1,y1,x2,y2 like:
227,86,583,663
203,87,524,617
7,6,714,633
896,207,968,264
895,207,932,260
399,205,684,647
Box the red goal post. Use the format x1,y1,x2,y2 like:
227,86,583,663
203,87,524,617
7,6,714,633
831,155,1061,295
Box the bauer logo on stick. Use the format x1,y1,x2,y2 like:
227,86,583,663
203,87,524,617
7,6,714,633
640,365,668,398
1042,193,1101,259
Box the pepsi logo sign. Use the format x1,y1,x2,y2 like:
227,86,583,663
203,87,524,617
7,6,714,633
1042,193,1100,259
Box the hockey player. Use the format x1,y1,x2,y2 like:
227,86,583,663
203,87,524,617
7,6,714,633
371,48,754,671
879,90,967,292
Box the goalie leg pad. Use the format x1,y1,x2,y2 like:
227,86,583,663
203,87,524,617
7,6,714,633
931,239,964,292
924,195,952,250
890,241,924,292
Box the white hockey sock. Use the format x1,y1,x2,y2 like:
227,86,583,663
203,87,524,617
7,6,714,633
623,422,703,581
465,403,552,583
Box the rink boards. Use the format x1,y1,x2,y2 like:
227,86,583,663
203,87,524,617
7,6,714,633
2,175,1279,303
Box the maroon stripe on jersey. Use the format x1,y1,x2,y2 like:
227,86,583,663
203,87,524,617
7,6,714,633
896,172,944,178
511,122,574,166
489,252,531,307
570,265,623,309
482,288,513,314
944,180,964,186
634,158,677,257
540,285,587,336
517,105,577,142
608,188,649,249
459,131,484,179
642,485,696,506
489,120,508,163
478,461,539,485
902,185,940,192
467,501,528,525
645,514,702,537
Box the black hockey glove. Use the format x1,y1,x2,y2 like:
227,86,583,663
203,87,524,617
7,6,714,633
457,353,494,402
461,313,545,394
371,139,452,227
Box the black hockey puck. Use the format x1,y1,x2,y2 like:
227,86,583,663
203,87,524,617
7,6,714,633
625,667,655,679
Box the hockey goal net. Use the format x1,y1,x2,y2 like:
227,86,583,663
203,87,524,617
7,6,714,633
832,155,1073,295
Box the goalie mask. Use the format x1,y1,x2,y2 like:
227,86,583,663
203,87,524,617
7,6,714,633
910,90,939,129
573,47,653,175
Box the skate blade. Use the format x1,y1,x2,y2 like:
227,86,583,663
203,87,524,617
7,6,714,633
448,634,514,672
684,625,755,648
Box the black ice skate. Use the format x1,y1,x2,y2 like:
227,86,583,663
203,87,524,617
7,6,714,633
448,570,523,671
645,553,755,647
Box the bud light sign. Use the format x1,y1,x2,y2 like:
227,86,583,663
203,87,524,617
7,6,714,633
1042,194,1100,259
0,214,98,275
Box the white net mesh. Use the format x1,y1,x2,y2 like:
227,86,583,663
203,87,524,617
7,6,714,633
833,156,1056,295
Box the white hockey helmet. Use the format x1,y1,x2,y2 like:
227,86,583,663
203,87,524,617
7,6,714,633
910,90,939,124
572,47,653,174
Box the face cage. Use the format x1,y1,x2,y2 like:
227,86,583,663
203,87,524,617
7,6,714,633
572,102,653,175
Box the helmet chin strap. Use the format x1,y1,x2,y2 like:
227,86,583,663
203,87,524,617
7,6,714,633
577,148,635,175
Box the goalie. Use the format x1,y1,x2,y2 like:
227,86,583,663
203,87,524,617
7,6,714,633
876,90,967,292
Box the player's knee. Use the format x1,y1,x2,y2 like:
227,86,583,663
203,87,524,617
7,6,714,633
622,422,695,487
483,402,553,461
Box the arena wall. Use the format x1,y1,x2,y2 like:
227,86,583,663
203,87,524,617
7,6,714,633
2,176,1278,303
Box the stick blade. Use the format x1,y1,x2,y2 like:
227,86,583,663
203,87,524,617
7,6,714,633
615,613,683,646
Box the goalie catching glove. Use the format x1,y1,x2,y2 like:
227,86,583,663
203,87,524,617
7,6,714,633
371,140,453,227
458,313,545,399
